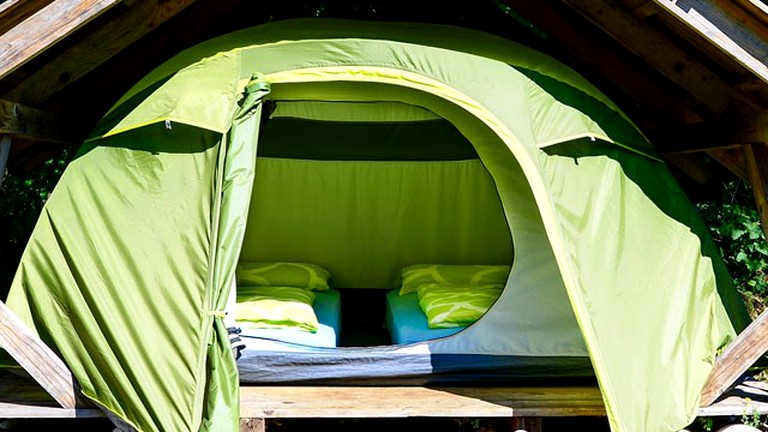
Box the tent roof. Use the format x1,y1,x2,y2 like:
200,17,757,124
1,0,767,201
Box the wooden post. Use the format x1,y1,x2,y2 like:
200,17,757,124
0,300,80,409
240,418,266,432
0,135,9,190
744,143,768,242
509,417,543,432
700,306,768,406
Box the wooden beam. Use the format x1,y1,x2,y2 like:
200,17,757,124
0,99,74,144
0,301,79,410
652,0,768,85
239,386,607,418
0,373,102,418
700,307,768,407
745,143,768,242
0,1,56,36
4,0,197,106
652,113,768,154
0,0,122,81
560,0,745,114
708,146,749,181
499,0,698,127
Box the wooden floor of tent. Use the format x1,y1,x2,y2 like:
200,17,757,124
2,373,768,431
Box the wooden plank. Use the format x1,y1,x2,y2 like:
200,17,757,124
652,114,768,154
239,418,266,432
0,301,79,410
708,146,749,181
0,0,122,81
699,379,768,416
239,386,607,418
745,143,768,241
700,306,768,407
499,0,698,127
652,0,768,85
510,417,543,432
4,0,196,106
0,0,55,35
0,99,74,144
560,0,744,114
0,373,102,418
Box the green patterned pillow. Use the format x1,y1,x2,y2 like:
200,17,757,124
236,286,319,332
237,262,331,291
399,264,510,295
417,284,503,329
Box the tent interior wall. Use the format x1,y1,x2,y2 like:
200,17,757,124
246,97,515,346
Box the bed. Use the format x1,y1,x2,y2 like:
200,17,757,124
233,262,342,349
385,263,509,344
239,288,341,348
385,289,463,344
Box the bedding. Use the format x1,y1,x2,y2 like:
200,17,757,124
238,288,341,348
385,289,463,344
236,286,319,332
236,261,331,291
399,264,510,295
416,284,503,328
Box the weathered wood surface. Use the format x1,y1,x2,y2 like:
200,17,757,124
4,0,196,106
0,99,74,144
3,377,768,421
700,305,768,407
0,301,80,410
239,385,607,418
498,0,694,127
0,0,122,81
700,379,768,416
561,0,745,115
651,0,768,85
0,373,100,418
745,143,768,242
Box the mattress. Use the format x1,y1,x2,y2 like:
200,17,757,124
238,288,341,348
385,289,463,344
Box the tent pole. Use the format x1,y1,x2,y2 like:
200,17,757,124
0,135,9,190
0,299,81,409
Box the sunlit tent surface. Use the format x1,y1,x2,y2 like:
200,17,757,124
3,18,749,432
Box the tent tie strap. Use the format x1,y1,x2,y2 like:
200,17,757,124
207,311,226,318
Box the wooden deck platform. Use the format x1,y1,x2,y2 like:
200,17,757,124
3,372,768,430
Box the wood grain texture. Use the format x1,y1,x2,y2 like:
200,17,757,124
0,301,79,410
700,305,768,407
745,142,768,242
0,99,73,143
239,386,607,418
4,0,196,106
0,0,122,81
499,0,695,127
0,373,101,418
652,0,768,85
561,0,743,114
699,379,768,416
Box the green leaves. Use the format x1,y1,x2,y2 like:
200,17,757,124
697,181,768,316
0,148,72,298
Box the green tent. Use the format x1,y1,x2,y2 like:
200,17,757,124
4,18,749,432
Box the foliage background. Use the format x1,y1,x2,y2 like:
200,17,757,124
696,181,768,318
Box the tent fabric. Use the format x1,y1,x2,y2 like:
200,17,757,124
3,18,750,432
